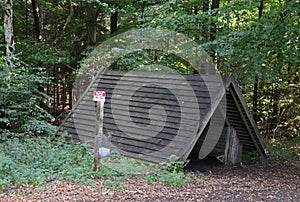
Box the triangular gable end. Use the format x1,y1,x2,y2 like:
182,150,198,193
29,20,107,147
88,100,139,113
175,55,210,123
224,75,268,165
183,74,268,166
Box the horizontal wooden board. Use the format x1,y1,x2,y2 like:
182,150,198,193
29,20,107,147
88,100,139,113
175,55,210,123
93,81,220,95
73,105,206,127
104,124,191,143
76,100,207,116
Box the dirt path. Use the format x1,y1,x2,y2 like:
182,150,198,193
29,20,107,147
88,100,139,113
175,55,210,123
1,163,299,201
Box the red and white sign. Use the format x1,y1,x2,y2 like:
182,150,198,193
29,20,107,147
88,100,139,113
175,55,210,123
93,91,106,102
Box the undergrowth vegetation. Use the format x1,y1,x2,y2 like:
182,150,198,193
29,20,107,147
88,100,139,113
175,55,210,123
0,135,299,191
0,57,56,138
267,137,300,164
0,137,99,190
0,135,192,191
151,155,191,187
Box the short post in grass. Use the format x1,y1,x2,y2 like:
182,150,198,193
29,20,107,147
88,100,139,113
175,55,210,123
93,91,106,172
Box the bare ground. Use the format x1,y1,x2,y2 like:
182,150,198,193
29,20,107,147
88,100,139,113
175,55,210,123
1,162,299,202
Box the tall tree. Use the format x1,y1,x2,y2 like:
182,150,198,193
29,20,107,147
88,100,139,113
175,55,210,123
210,0,220,65
86,2,98,46
110,10,118,34
210,0,220,41
202,0,209,40
31,0,43,41
252,0,264,122
3,0,14,58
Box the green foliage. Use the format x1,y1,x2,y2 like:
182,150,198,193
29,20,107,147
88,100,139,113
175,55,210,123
16,42,72,66
102,153,190,187
146,173,157,183
10,0,298,141
248,150,260,164
0,57,56,137
157,171,190,187
146,155,190,187
0,138,192,191
202,0,299,138
242,150,263,165
105,177,125,190
101,150,160,176
137,0,300,138
268,137,300,163
2,3,298,193
157,155,190,186
137,0,210,41
110,50,195,74
0,136,105,191
162,154,184,173
0,1,7,11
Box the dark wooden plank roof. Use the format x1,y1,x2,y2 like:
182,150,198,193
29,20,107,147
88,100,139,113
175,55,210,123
56,70,267,163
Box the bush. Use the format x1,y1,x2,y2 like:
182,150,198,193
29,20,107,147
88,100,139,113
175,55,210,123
157,171,190,187
163,154,184,173
0,57,55,138
146,155,191,187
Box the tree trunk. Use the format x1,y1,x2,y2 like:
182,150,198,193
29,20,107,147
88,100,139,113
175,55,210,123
140,1,145,21
202,0,209,12
31,0,43,41
258,0,264,19
252,0,264,123
63,0,74,30
210,0,220,64
270,88,280,134
31,0,46,106
252,78,259,122
210,0,220,41
4,0,14,58
202,0,209,40
194,5,198,15
86,2,97,46
25,0,29,36
110,10,118,34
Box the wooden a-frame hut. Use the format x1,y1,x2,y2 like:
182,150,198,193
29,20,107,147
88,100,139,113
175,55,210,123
56,70,268,165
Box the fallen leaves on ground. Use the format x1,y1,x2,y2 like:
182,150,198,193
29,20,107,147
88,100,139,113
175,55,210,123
1,163,299,202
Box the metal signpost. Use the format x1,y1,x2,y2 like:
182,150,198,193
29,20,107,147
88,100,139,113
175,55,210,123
93,91,106,172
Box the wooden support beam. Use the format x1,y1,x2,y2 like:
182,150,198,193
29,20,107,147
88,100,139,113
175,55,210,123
226,127,242,165
94,100,105,172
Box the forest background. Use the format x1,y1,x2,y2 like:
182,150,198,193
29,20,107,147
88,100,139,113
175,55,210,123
1,0,299,139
